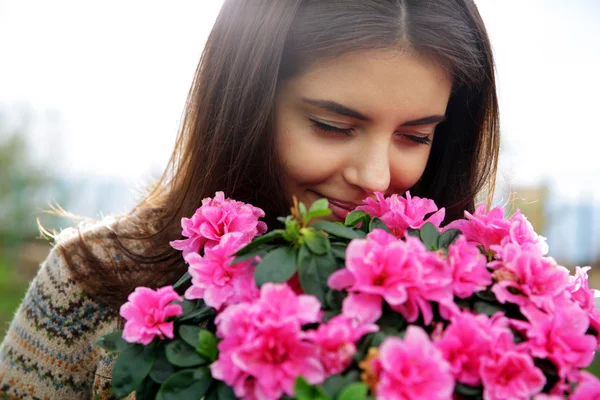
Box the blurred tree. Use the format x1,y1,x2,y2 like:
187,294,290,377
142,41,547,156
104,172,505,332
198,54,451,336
0,110,55,248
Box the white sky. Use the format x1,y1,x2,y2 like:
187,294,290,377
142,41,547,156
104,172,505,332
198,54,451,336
1,0,599,201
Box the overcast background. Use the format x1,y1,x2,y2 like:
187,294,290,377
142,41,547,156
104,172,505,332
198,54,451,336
1,0,599,193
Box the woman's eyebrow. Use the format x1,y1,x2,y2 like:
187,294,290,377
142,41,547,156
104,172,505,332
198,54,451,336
302,98,370,121
302,97,446,126
400,115,446,126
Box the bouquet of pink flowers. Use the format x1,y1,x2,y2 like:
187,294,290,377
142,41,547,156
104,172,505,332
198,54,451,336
97,191,600,400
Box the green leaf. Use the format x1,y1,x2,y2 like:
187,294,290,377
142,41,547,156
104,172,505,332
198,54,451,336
112,344,157,398
438,228,461,249
370,331,389,347
312,221,363,240
173,271,192,289
325,290,347,311
376,310,406,334
345,210,368,227
419,222,440,250
308,209,333,219
338,382,368,400
299,201,308,219
96,330,130,353
406,228,420,238
303,229,331,255
368,218,390,233
235,230,284,255
179,325,202,349
454,382,483,397
297,246,326,304
178,299,197,316
231,244,274,264
309,198,330,214
294,376,330,400
315,253,339,289
165,340,208,367
149,345,176,384
322,375,345,398
136,375,160,400
156,368,212,400
254,246,298,287
198,329,218,361
473,301,505,317
178,304,216,323
474,289,498,303
330,242,347,260
216,380,237,400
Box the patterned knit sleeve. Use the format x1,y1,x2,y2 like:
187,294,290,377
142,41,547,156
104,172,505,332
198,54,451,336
0,234,121,400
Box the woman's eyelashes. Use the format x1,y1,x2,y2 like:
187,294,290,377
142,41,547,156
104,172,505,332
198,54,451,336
307,117,433,145
308,117,354,136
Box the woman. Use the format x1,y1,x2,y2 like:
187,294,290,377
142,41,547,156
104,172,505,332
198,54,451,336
0,0,499,398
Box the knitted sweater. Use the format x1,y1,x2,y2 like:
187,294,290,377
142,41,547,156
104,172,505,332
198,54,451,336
0,218,139,400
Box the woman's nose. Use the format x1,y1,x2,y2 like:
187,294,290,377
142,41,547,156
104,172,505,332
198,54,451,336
343,140,391,194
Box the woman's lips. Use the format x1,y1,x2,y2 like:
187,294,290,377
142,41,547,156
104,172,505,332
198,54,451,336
328,201,354,221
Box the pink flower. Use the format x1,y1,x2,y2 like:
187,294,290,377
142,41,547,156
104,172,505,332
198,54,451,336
568,266,596,312
490,243,569,312
342,292,383,326
480,349,546,400
447,235,492,298
328,229,453,324
504,210,548,255
211,283,324,400
571,371,600,400
120,286,183,345
184,232,259,309
170,191,267,257
446,205,547,255
445,204,511,252
373,326,454,400
304,314,377,375
356,191,445,238
516,297,597,379
435,311,496,386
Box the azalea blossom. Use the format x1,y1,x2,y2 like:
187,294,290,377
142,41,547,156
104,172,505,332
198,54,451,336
373,326,454,399
304,314,377,375
570,371,600,400
211,283,324,400
447,235,492,298
184,232,259,309
356,191,445,237
568,266,596,311
170,191,267,256
328,229,453,324
480,349,546,400
567,266,600,340
514,297,597,379
490,243,569,312
119,286,183,345
445,204,547,255
435,311,497,386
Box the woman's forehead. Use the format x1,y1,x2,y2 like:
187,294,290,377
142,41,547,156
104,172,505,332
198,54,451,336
280,49,453,124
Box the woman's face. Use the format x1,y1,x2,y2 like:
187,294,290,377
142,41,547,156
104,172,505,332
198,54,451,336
275,49,453,221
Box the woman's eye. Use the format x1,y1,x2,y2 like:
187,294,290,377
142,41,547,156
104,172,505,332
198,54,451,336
308,118,354,136
399,134,433,145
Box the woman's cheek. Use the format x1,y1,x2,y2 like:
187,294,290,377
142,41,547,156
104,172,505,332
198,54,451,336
388,147,431,190
279,129,345,184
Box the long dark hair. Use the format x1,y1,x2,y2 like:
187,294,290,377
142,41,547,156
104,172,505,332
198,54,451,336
57,0,500,309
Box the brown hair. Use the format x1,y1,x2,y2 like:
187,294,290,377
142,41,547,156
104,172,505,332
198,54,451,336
58,0,500,310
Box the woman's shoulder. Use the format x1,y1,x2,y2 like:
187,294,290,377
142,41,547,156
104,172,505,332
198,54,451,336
0,216,129,399
54,213,147,270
